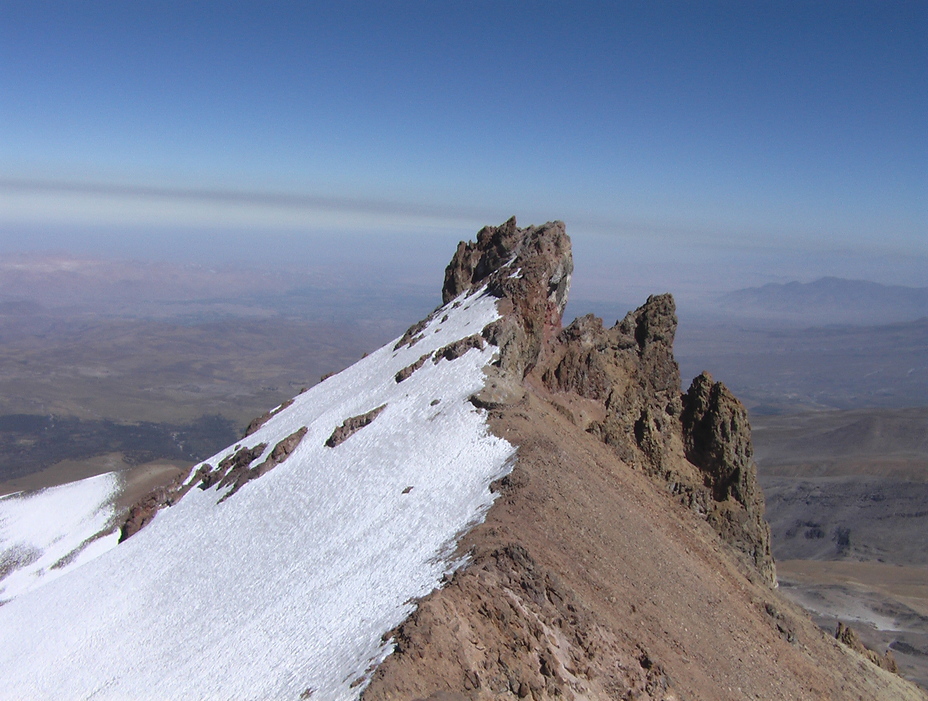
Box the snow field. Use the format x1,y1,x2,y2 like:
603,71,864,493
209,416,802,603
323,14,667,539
0,472,120,602
0,288,516,701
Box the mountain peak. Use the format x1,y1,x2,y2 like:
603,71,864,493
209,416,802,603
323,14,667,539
719,276,928,325
442,217,573,381
1,219,921,700
442,217,572,313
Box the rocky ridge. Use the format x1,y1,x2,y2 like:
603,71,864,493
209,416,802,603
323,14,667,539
84,217,923,699
438,217,773,587
443,216,573,380
362,218,922,700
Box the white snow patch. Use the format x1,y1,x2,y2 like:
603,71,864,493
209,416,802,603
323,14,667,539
0,289,516,701
0,472,119,602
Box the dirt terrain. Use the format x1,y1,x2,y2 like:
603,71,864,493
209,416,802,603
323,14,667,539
778,561,928,691
364,392,923,700
753,408,928,690
752,408,928,475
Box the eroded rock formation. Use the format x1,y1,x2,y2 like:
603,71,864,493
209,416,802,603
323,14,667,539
837,622,900,674
534,301,774,585
682,371,775,584
361,218,927,700
443,217,573,379
439,218,775,587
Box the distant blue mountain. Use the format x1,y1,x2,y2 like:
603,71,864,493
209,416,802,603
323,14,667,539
719,277,928,325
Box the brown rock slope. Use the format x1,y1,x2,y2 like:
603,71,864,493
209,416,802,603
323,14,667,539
363,219,925,701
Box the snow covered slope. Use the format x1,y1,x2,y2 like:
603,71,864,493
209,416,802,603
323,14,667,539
0,472,119,602
0,286,515,700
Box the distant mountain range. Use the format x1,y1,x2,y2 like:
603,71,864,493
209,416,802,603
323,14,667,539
719,277,928,325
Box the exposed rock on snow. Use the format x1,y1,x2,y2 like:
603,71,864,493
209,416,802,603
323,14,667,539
434,334,486,363
326,405,388,448
395,314,435,350
198,442,267,493
217,426,309,501
119,469,190,541
396,353,432,383
243,398,295,437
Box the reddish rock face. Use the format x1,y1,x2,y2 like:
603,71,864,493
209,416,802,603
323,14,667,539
681,372,775,586
442,217,573,379
439,218,775,588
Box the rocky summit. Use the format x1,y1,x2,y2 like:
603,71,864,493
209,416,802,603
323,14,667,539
364,219,922,700
0,219,923,701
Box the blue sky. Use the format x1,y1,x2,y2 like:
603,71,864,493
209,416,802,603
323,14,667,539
1,1,925,301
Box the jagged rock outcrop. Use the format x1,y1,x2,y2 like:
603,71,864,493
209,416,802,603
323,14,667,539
837,622,900,673
442,217,573,379
439,219,775,585
682,371,775,584
539,295,683,472
532,291,774,586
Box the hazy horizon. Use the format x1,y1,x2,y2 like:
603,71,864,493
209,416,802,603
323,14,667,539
1,2,924,306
